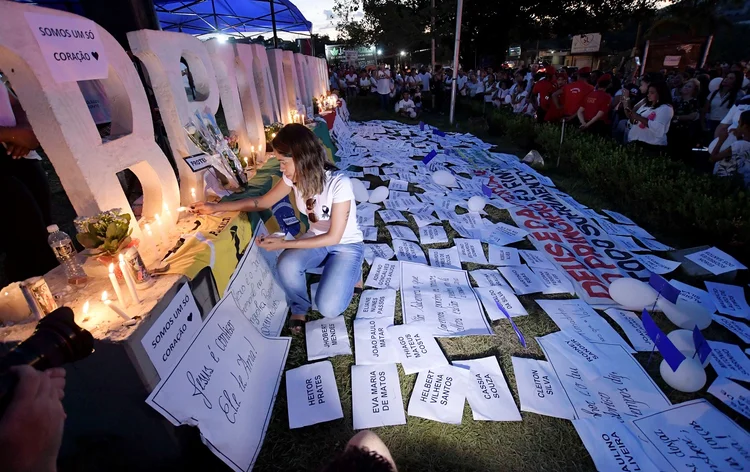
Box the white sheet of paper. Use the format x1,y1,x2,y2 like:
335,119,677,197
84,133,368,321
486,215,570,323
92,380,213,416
630,399,750,472
708,341,750,382
305,316,352,361
408,365,467,424
498,265,545,295
387,225,419,242
286,361,344,429
622,225,654,240
708,376,750,420
474,286,528,319
351,364,407,429
140,283,203,377
388,323,449,374
486,246,519,267
429,246,462,269
519,250,556,269
454,238,488,264
572,418,660,472
361,226,378,241
145,296,291,472
357,213,375,227
392,239,428,264
530,267,576,295
354,317,399,365
602,209,637,226
378,210,407,224
604,308,655,352
364,167,381,176
364,244,395,265
610,235,647,253
388,179,409,191
453,356,521,421
713,315,750,343
685,246,747,275
419,225,449,244
365,258,401,290
411,212,440,227
634,253,681,274
638,237,673,252
511,357,576,420
705,282,750,319
670,279,718,313
357,289,396,319
469,269,511,289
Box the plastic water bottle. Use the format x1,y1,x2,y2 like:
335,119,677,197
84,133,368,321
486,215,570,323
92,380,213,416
47,225,88,286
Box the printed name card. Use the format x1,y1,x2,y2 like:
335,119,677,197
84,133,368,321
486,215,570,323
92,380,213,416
603,308,655,352
388,324,448,374
469,269,511,289
387,225,419,242
411,212,440,228
286,361,343,429
408,365,468,424
419,225,449,244
530,267,576,295
498,265,545,295
685,246,747,275
429,247,462,269
351,364,406,429
454,356,521,421
354,317,398,365
364,244,395,265
705,282,750,319
708,376,750,420
454,239,488,264
305,316,352,361
670,279,717,313
713,315,750,343
488,245,520,266
708,341,750,382
365,258,401,290
378,210,407,224
357,289,397,319
573,418,659,472
519,250,555,269
392,239,428,265
511,357,576,420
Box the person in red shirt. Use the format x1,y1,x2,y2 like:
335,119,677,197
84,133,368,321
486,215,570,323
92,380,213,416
551,66,594,124
577,74,614,137
530,65,557,123
544,70,568,122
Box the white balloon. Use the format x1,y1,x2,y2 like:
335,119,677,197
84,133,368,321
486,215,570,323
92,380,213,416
350,178,369,203
659,358,706,393
608,278,658,311
432,170,457,188
468,196,486,213
369,186,389,204
658,297,712,330
667,329,710,367
709,77,722,93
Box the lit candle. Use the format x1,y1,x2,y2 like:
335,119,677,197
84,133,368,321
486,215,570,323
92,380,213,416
154,214,166,242
119,254,140,304
82,300,90,317
102,291,130,320
243,156,249,168
271,132,276,139
162,202,172,221
108,263,125,304
190,187,197,202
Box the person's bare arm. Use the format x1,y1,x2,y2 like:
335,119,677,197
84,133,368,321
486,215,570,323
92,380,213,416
714,123,730,140
192,179,291,214
577,106,587,127
551,88,563,110
710,146,732,162
258,200,351,250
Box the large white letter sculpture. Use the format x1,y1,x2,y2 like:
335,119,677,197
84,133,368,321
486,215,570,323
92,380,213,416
244,43,282,126
0,3,179,242
127,29,220,205
294,53,312,112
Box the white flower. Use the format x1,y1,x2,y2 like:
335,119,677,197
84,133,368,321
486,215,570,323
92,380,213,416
186,125,197,134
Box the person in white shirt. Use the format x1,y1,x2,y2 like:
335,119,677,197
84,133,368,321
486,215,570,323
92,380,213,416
456,70,468,96
710,109,750,186
705,71,744,135
375,65,392,110
405,71,418,94
358,71,371,96
192,124,364,332
483,75,498,104
467,74,484,100
626,81,674,149
344,69,358,98
420,69,432,92
395,91,417,118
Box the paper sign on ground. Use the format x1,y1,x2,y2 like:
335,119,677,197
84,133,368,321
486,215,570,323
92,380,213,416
305,316,352,361
454,356,521,421
146,296,291,472
603,308,655,352
387,225,419,242
537,299,635,353
511,357,576,420
631,399,750,472
429,246,462,269
708,376,750,419
572,418,660,472
140,283,203,377
474,287,528,319
392,239,428,264
713,315,750,343
530,267,576,295
351,364,406,429
356,289,396,319
488,245,520,266
408,365,468,424
519,250,556,269
388,323,448,374
453,239,488,264
378,210,407,224
602,209,637,226
411,212,440,227
469,269,511,289
634,253,681,274
400,262,493,336
669,279,717,313
498,265,545,295
357,212,375,227
361,226,378,241
705,282,750,319
354,317,398,365
419,225,448,244
685,246,747,275
638,237,673,252
388,179,409,191
364,244,395,265
286,361,344,429
708,341,750,382
365,258,400,290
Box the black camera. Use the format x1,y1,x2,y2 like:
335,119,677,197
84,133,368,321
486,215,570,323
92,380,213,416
0,306,95,414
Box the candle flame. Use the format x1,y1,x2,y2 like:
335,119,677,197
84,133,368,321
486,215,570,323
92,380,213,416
154,213,161,222
109,263,115,273
82,300,90,315
144,223,153,235
101,291,108,302
271,132,277,138
119,253,125,263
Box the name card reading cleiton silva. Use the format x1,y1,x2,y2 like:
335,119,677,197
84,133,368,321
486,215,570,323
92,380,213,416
351,364,406,429
511,357,576,420
146,295,291,472
453,356,521,422
305,316,352,361
24,12,109,83
408,365,468,424
140,283,203,377
286,361,343,429
388,324,448,374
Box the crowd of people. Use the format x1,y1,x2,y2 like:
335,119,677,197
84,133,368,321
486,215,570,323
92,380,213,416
329,61,750,187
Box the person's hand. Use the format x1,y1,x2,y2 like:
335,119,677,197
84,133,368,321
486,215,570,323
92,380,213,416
0,366,66,472
257,235,287,251
580,122,589,130
6,144,31,159
190,201,219,215
3,127,39,150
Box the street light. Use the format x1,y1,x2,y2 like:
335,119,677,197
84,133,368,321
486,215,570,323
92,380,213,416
400,51,406,56
377,49,383,55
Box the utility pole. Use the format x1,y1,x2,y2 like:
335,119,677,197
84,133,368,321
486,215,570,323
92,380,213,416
449,0,464,125
431,0,436,109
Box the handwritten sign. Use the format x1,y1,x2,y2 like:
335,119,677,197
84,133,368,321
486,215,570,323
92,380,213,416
408,365,467,424
351,364,406,429
511,357,576,420
25,12,109,83
454,356,521,422
140,283,203,377
146,296,291,472
305,316,352,361
537,300,634,353
286,361,343,429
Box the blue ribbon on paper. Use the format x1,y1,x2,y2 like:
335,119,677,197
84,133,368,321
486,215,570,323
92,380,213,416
496,301,526,348
641,309,685,371
692,326,712,363
648,274,680,304
482,184,493,197
419,121,425,131
422,150,437,165
432,128,446,137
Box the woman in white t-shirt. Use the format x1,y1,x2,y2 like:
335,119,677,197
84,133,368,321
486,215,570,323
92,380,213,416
193,124,364,332
626,81,674,150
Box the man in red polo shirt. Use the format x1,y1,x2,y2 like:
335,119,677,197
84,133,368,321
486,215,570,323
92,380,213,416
577,74,613,137
551,66,594,124
530,65,557,123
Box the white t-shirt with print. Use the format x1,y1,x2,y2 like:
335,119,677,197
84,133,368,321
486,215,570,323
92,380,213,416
375,70,391,95
708,97,750,153
627,104,674,146
714,139,750,187
282,171,363,244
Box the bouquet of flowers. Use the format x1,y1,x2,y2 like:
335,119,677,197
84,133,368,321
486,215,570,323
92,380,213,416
184,109,247,188
74,209,134,256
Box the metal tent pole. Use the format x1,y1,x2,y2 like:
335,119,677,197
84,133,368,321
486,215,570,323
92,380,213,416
449,0,464,125
270,0,279,48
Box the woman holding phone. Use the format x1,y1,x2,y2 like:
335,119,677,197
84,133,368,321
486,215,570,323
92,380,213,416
192,124,364,332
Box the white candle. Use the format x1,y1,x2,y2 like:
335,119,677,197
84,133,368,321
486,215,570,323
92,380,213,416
301,114,305,124
102,291,130,320
82,300,90,317
190,187,197,203
108,263,125,305
243,156,249,168
119,254,140,304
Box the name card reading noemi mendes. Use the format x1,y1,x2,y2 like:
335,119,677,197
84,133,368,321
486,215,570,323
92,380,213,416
146,295,291,472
